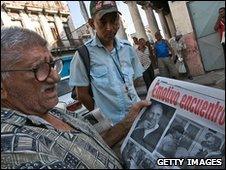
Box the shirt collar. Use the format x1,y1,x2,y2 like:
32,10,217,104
90,35,123,50
1,107,53,130
143,124,159,138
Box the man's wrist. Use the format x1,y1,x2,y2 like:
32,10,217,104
120,121,130,134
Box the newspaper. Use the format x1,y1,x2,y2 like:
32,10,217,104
121,77,225,169
81,108,113,133
56,102,113,133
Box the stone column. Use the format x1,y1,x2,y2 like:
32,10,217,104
78,1,95,37
1,8,13,26
19,10,36,31
67,15,78,39
53,14,70,47
156,9,171,40
126,1,148,40
165,13,176,37
142,3,159,40
116,17,128,40
38,12,55,46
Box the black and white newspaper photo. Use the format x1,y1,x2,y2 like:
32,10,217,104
130,100,175,153
121,77,225,169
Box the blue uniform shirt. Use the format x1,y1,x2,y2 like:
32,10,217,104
69,35,144,124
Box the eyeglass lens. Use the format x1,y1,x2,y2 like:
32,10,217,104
35,59,63,81
54,59,63,74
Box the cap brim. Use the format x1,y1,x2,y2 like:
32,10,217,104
96,7,121,19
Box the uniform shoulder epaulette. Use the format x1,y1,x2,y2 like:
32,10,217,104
84,38,93,46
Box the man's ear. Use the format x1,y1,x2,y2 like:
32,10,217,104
88,18,95,29
1,81,7,99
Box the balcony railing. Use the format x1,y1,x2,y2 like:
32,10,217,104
51,38,84,56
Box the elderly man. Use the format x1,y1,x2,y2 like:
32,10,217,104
169,31,193,80
1,27,150,169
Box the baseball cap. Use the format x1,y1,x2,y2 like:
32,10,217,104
90,1,121,18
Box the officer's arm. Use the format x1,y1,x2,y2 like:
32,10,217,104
76,86,94,111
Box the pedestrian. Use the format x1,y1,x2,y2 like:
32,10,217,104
153,31,179,79
1,26,150,169
136,38,155,90
169,31,193,80
146,40,158,69
132,36,139,49
214,7,225,57
69,1,144,125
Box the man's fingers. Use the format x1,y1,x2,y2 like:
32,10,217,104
132,100,151,111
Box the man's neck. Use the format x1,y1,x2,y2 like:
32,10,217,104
105,43,114,52
98,36,115,51
1,101,48,117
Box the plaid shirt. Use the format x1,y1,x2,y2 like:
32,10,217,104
1,107,122,169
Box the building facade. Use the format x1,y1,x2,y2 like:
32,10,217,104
168,1,225,75
1,1,82,49
73,22,92,43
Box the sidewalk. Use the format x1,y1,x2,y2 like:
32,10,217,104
135,68,225,99
183,68,225,89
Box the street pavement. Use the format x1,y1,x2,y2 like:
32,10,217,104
135,68,225,99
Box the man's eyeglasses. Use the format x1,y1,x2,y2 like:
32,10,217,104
1,58,63,82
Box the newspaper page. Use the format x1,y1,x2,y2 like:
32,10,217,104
81,108,113,133
56,102,113,133
121,77,225,169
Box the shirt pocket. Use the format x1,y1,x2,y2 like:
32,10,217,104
123,65,134,81
90,66,109,86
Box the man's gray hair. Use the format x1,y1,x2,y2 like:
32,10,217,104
1,26,48,79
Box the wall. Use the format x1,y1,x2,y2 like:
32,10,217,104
168,1,205,76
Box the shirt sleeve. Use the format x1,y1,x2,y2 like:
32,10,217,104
130,47,144,80
69,51,89,87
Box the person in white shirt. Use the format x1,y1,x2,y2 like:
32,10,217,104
136,38,155,89
169,31,193,80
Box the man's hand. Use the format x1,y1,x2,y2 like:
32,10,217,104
76,86,94,111
101,100,151,147
121,100,151,131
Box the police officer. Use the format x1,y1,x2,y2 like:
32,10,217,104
69,1,144,125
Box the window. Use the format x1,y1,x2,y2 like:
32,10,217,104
34,21,45,38
11,20,23,27
49,22,63,47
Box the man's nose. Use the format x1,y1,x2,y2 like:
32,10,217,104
47,68,61,83
106,22,113,30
